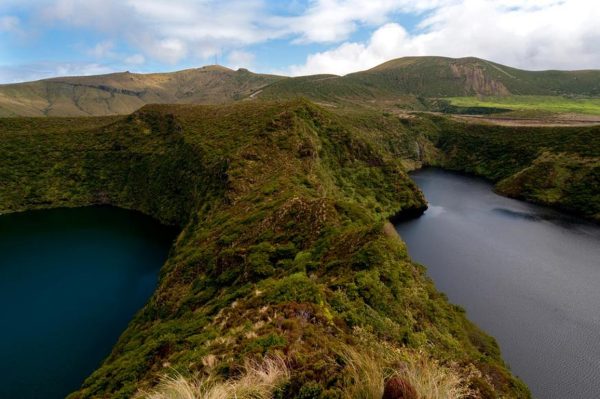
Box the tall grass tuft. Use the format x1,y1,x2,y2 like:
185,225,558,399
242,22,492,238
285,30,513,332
138,355,289,399
393,353,473,399
340,346,473,399
340,347,385,399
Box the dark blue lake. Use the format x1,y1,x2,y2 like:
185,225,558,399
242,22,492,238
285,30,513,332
395,168,600,399
0,206,177,399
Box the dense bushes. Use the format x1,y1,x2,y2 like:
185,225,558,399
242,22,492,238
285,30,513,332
0,100,530,398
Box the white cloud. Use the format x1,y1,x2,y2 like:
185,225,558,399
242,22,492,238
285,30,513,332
0,15,20,32
53,63,115,77
0,62,115,84
39,0,132,31
7,0,435,66
87,41,115,58
34,0,274,64
124,54,145,65
288,23,415,75
151,38,188,64
289,0,600,75
227,50,255,69
2,0,600,81
275,0,447,43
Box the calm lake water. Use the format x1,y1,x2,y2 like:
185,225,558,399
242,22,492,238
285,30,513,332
0,206,177,399
395,168,600,399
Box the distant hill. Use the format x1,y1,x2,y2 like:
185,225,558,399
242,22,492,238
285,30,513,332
2,56,600,116
259,56,600,101
0,66,283,117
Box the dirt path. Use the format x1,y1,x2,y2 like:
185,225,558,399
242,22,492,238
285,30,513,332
249,89,263,98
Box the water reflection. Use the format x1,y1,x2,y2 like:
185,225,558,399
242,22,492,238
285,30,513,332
395,168,600,399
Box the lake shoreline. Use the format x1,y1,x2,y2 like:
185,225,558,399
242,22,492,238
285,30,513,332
395,168,600,398
408,163,600,225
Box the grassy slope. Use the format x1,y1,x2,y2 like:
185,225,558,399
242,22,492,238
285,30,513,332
0,101,529,398
4,56,600,118
259,56,600,107
0,67,283,117
423,116,600,221
364,57,600,97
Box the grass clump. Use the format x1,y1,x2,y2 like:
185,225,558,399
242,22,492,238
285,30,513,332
340,346,473,399
138,355,290,399
393,353,473,399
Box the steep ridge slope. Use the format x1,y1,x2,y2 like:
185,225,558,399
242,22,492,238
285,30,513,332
0,101,529,398
0,66,283,117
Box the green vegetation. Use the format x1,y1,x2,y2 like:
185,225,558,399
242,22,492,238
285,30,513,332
259,56,600,111
1,95,598,399
424,116,600,221
3,56,600,118
2,52,599,399
0,100,531,398
447,96,600,115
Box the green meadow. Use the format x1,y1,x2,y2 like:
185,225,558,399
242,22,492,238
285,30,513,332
447,96,600,115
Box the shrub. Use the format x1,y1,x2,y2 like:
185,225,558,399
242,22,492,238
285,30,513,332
263,273,322,304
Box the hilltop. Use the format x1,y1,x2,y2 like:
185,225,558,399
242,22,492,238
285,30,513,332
285,56,600,99
0,66,283,117
2,56,600,117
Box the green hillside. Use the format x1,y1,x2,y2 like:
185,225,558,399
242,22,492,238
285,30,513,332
2,56,600,117
259,56,600,105
0,101,532,398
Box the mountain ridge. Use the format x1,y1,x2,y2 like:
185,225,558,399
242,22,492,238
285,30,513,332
2,56,600,117
0,66,284,117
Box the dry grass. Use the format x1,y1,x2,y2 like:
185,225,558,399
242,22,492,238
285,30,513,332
394,353,473,399
137,355,289,399
341,347,386,399
341,346,473,399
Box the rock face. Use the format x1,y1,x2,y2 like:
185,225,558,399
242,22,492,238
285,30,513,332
450,62,510,96
383,377,418,399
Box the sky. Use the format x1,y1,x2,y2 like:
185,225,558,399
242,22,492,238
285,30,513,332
1,0,599,83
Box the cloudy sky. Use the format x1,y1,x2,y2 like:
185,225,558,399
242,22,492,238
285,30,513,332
1,0,599,83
